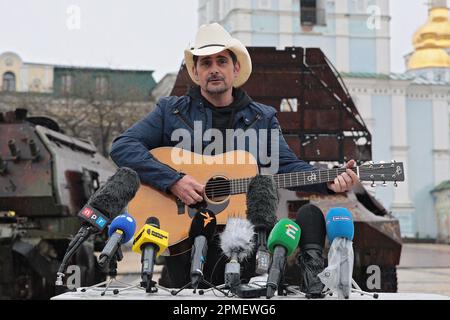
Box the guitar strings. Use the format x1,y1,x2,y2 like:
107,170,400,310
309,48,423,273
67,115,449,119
203,168,357,189
203,166,394,189
203,171,343,195
204,170,359,191
203,167,396,196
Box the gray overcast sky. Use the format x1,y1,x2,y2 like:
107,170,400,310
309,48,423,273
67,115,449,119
0,0,431,81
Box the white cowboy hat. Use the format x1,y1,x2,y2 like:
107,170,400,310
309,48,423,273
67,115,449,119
184,23,252,88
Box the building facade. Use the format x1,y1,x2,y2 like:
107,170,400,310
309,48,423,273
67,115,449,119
0,52,156,100
0,52,157,157
199,0,450,240
198,0,391,74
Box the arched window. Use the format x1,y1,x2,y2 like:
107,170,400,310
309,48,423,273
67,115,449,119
2,72,16,92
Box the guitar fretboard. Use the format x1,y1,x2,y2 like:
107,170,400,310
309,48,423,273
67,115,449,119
229,167,357,195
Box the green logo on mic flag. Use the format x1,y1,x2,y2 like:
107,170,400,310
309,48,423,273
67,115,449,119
267,218,301,256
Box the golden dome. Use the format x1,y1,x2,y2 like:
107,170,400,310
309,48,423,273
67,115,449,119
413,8,450,48
409,5,450,69
408,47,450,69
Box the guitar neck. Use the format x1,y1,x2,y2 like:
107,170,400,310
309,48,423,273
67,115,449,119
230,167,357,195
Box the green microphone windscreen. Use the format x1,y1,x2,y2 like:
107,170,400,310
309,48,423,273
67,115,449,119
267,218,301,257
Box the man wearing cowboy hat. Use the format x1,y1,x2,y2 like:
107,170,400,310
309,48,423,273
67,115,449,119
110,23,358,288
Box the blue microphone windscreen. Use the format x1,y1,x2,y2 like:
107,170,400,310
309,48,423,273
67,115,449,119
325,207,354,242
108,214,137,243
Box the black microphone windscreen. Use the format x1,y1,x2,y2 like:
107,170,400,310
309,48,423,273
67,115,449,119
296,204,326,250
246,175,278,230
146,216,160,228
188,210,217,242
88,167,140,219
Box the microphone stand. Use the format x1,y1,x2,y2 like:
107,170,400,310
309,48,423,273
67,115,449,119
79,246,133,296
139,273,172,295
80,246,124,295
170,276,231,297
323,279,379,299
276,274,290,297
321,250,379,300
197,284,229,295
81,246,172,296
350,279,379,299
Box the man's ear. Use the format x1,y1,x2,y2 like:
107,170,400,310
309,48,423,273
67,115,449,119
233,61,241,78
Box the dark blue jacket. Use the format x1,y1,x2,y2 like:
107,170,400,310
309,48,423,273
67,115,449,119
110,93,331,195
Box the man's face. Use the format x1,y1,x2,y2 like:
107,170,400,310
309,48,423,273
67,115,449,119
193,50,240,95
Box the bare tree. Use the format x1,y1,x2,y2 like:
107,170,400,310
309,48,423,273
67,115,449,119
0,83,155,157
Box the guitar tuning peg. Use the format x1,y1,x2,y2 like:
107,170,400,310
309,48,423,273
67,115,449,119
371,181,376,188
382,181,387,187
379,161,385,164
391,160,396,163
394,181,398,187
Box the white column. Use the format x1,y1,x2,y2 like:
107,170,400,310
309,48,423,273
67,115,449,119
230,9,253,45
278,0,293,49
375,0,391,73
432,96,450,185
278,0,291,11
234,0,252,10
334,1,349,72
376,20,391,74
354,92,374,133
390,90,414,237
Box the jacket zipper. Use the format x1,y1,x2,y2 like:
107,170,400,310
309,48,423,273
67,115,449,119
243,113,261,131
173,109,194,130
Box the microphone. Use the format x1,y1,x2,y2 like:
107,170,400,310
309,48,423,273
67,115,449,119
78,167,140,229
318,207,355,299
56,167,140,285
132,217,169,292
98,214,137,268
188,209,217,290
266,218,301,298
220,217,255,291
295,204,326,298
326,207,354,242
246,175,278,275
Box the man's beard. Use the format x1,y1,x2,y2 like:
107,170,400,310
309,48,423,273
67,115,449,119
205,76,230,95
205,84,229,95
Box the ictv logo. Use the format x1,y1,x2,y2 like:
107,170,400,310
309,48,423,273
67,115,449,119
285,223,299,240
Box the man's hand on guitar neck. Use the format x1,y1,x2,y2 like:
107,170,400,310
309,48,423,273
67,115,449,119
170,175,205,205
326,159,359,193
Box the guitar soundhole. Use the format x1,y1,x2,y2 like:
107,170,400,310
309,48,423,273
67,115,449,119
205,176,230,203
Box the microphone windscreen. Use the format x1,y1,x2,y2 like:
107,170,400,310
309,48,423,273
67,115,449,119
220,218,255,261
267,218,301,257
246,175,278,230
326,207,354,242
108,214,137,243
188,209,217,242
89,167,140,219
146,216,160,228
296,204,326,250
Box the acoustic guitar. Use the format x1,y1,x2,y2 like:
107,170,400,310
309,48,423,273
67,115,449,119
127,147,405,256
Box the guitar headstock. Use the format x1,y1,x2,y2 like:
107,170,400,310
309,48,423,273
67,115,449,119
358,161,405,186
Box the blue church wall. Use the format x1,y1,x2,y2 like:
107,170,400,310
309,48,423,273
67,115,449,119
406,98,437,239
371,95,394,210
349,38,377,73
